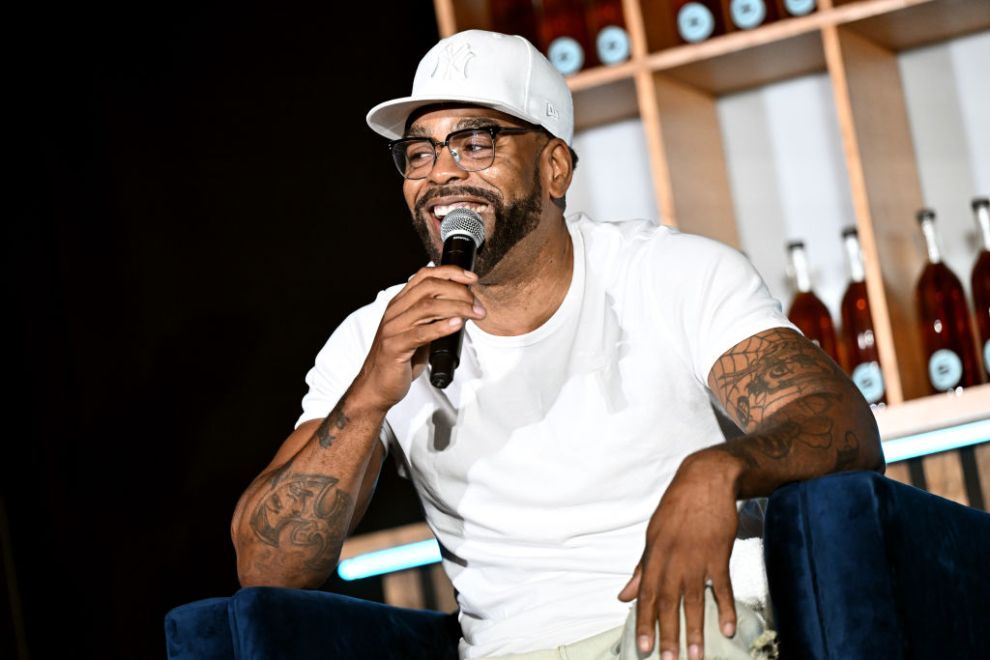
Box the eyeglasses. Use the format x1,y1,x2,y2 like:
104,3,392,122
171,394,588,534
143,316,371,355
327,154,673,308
388,125,543,180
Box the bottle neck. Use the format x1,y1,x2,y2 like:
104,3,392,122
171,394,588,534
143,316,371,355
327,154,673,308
919,218,942,264
789,245,813,293
843,233,865,283
976,203,990,252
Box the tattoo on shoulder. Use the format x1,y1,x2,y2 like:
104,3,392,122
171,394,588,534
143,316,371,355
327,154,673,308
249,473,353,572
317,404,350,449
711,328,845,431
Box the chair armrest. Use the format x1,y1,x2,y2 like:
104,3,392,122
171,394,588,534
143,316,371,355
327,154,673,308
164,597,235,660
764,470,990,660
228,586,460,660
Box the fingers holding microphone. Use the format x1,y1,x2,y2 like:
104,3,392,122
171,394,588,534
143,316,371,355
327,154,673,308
354,208,486,407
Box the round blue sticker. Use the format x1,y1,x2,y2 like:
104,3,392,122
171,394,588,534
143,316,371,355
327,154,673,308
928,348,963,391
678,3,716,44
784,0,816,16
852,361,884,404
596,26,631,65
548,37,584,76
731,0,766,29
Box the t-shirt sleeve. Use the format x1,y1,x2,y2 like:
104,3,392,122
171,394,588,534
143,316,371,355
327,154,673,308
659,233,798,386
295,289,398,452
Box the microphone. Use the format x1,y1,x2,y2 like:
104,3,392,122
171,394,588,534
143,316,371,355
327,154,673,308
429,207,485,389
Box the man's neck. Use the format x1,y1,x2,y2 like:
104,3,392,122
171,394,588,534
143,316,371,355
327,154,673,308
472,217,574,336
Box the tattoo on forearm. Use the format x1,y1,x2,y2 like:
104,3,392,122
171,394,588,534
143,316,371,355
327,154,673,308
249,473,353,572
317,403,350,448
718,392,840,466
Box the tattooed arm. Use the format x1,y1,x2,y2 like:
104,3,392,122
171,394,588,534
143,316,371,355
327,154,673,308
706,326,884,492
620,327,883,659
231,265,485,588
230,388,389,588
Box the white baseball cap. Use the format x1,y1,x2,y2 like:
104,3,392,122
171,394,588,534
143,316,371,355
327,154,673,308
366,30,574,145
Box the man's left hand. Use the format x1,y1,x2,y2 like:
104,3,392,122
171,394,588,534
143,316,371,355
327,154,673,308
618,449,742,660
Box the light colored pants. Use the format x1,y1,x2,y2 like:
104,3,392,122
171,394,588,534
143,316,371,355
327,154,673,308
481,588,778,660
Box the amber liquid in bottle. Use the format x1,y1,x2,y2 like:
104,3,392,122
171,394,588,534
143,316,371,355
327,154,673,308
670,0,726,44
585,0,631,66
786,241,840,364
490,0,541,49
971,197,990,381
914,208,983,393
839,228,885,406
539,0,596,75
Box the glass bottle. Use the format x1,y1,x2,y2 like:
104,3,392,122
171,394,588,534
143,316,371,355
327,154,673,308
585,0,631,66
727,0,779,32
539,0,596,75
490,0,541,49
839,228,885,406
786,240,840,364
670,0,726,44
971,197,990,380
914,208,983,393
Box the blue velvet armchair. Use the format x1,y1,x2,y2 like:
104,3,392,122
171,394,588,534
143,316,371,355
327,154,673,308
165,471,990,659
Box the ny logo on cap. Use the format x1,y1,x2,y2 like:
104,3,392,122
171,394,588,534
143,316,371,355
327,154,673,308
432,42,475,80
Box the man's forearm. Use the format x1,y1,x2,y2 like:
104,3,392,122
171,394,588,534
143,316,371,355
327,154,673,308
710,385,883,499
232,388,387,588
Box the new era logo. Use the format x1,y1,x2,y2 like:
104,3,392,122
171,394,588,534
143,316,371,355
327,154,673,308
546,102,559,119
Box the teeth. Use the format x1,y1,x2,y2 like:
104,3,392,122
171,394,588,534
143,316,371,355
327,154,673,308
433,203,486,218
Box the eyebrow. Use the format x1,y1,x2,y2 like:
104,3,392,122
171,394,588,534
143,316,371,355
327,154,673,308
405,117,505,138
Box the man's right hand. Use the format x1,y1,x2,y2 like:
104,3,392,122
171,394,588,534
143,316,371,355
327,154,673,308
353,265,485,411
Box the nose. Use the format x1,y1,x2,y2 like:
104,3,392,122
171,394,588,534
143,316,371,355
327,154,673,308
428,143,469,185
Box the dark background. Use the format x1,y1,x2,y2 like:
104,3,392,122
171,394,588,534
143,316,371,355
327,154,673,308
5,2,440,657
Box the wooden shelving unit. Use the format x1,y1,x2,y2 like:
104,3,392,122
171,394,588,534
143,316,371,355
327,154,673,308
429,0,990,505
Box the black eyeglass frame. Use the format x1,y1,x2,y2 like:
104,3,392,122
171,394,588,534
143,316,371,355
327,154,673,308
387,125,545,180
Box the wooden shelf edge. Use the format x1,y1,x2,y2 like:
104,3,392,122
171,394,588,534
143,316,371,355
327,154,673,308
875,383,990,440
644,0,936,72
567,60,642,92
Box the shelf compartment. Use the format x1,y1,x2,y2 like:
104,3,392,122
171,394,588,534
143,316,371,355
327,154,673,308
571,73,641,131
649,27,827,94
840,0,990,52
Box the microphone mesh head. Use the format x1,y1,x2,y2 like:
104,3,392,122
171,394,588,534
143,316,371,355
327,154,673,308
440,208,485,247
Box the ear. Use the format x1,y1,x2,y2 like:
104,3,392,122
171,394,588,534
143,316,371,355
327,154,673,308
543,138,573,201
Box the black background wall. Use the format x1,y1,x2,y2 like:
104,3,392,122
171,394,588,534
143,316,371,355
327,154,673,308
5,2,439,657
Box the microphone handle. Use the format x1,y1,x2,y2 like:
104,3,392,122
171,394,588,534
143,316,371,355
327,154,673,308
429,234,477,388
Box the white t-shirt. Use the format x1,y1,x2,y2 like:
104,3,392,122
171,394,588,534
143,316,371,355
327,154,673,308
297,215,796,657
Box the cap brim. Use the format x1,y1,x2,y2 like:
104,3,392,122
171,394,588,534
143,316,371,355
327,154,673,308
366,94,543,141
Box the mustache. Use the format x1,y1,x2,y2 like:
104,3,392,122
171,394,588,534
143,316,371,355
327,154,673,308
414,185,503,217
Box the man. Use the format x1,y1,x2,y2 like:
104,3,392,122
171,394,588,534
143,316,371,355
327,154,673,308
230,29,883,660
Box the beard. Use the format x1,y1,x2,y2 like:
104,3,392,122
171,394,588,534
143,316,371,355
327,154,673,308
412,169,543,279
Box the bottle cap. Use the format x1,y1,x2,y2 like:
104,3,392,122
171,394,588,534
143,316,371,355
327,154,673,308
841,226,858,238
785,240,805,251
916,208,935,223
973,197,989,211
